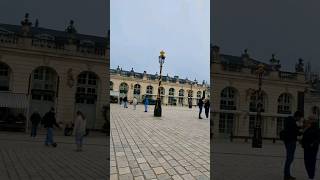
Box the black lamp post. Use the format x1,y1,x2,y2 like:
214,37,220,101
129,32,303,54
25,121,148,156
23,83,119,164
252,64,265,148
154,51,166,117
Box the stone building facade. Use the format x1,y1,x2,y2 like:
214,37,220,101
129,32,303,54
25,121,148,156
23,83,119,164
211,46,310,138
110,67,210,106
0,14,109,130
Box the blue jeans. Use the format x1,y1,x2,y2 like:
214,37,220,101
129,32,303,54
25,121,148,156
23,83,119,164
304,145,319,179
75,132,84,146
284,142,296,177
124,102,128,108
45,128,53,145
31,124,38,137
144,105,148,112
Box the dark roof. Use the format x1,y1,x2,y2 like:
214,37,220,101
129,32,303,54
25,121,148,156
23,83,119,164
110,68,203,85
220,54,273,71
0,23,107,48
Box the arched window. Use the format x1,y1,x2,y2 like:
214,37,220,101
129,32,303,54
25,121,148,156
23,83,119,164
188,90,193,97
76,72,98,104
159,87,165,96
134,84,141,95
0,62,10,91
277,93,292,114
249,91,266,112
110,81,113,91
119,82,129,95
179,89,184,96
146,85,153,94
169,88,175,96
220,87,237,110
31,67,58,101
197,91,202,99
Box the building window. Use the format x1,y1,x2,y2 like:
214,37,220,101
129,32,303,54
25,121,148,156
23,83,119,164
0,62,10,91
134,84,141,95
31,67,57,101
179,89,184,96
220,87,237,110
188,90,193,97
249,115,255,137
119,83,128,94
249,92,266,112
146,85,153,94
278,93,292,114
159,87,165,96
219,113,234,134
169,88,175,96
76,71,98,104
197,91,202,99
110,81,113,91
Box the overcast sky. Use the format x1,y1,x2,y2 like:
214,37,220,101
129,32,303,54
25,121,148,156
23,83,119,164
212,0,320,72
111,0,210,83
0,0,108,36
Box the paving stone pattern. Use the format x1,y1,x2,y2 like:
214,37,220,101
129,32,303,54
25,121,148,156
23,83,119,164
213,139,320,180
0,130,107,180
110,104,210,180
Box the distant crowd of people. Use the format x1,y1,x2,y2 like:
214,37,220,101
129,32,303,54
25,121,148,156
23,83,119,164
280,111,320,180
118,96,210,119
30,108,87,152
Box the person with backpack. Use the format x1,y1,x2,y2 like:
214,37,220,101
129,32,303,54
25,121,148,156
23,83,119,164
281,111,303,180
42,107,60,147
198,97,204,119
301,117,320,180
30,110,41,137
73,111,87,152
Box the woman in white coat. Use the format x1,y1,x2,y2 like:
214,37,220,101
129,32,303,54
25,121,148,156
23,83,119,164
73,111,87,152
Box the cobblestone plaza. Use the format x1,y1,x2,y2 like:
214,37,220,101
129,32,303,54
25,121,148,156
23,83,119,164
0,131,107,180
213,140,320,180
110,104,210,180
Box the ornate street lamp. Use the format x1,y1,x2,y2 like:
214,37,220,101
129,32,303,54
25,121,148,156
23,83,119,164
252,63,265,148
154,50,166,117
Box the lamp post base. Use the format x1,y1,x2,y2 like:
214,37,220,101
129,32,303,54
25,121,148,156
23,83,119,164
154,99,162,117
252,127,262,148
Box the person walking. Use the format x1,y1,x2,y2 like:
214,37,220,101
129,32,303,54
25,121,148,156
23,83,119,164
204,98,210,119
133,97,138,110
144,97,149,112
123,96,128,108
281,111,303,180
119,97,123,106
30,110,42,137
198,97,204,119
73,111,87,152
301,117,320,180
42,107,60,147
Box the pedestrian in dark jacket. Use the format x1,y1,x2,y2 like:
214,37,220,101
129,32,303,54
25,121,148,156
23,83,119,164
42,108,60,147
301,117,320,180
282,111,303,180
198,97,204,119
30,110,41,137
123,96,128,108
204,99,210,119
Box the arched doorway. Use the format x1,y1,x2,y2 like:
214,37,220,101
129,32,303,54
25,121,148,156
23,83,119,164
30,66,58,117
178,89,184,106
75,71,98,129
219,87,238,134
276,93,293,137
168,88,175,105
159,87,165,103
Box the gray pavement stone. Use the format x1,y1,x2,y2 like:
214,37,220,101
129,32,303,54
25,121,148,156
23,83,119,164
111,104,210,179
